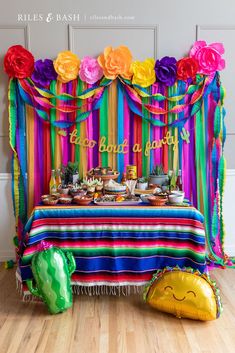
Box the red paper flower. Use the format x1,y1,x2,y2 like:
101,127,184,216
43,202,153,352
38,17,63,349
4,45,35,78
176,57,199,81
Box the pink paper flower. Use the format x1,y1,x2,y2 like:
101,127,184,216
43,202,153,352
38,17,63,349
79,56,103,84
190,41,225,75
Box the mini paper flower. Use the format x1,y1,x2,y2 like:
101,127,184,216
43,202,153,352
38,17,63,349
131,58,156,88
4,45,34,78
176,57,199,81
79,56,103,84
189,41,225,75
98,46,133,80
53,51,80,83
155,56,177,86
32,59,57,87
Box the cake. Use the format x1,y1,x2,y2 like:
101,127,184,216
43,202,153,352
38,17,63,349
104,179,126,195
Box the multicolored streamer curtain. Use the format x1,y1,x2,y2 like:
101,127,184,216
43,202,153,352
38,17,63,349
8,73,230,267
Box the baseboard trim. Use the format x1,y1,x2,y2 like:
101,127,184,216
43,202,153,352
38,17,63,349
224,246,235,257
226,169,235,176
0,251,15,262
0,173,11,180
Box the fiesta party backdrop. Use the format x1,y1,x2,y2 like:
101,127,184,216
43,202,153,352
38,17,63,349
4,41,230,267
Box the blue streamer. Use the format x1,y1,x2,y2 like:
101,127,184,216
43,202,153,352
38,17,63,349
16,84,28,217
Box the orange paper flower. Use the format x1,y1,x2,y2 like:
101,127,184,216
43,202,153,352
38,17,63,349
54,51,80,83
98,46,133,80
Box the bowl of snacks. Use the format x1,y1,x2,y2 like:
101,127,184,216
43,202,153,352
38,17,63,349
60,187,69,195
168,191,185,204
147,196,167,206
41,194,51,200
140,194,154,203
87,167,119,182
70,189,87,197
58,195,73,204
73,195,93,206
42,196,58,206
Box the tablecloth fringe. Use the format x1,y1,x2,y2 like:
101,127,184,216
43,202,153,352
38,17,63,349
72,284,145,296
16,269,145,300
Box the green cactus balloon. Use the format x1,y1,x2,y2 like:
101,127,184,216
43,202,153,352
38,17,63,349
26,244,76,314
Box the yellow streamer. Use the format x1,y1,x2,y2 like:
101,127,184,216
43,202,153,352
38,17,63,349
55,81,62,169
108,79,118,170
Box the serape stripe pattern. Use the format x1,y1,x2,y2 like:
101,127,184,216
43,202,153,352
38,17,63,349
20,205,206,290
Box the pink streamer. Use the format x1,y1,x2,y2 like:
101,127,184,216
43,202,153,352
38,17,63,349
61,83,68,166
152,84,161,166
182,117,190,200
182,93,190,200
124,96,130,170
34,109,41,204
87,85,93,170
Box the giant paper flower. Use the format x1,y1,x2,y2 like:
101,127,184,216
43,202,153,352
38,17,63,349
176,57,199,81
131,58,156,88
53,51,80,83
155,56,177,86
98,46,133,80
4,45,34,78
32,59,57,87
79,56,103,84
189,41,225,75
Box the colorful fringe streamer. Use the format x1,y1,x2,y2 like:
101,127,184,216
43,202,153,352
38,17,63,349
8,73,230,267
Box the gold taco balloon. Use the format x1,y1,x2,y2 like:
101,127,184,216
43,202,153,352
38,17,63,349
143,267,222,321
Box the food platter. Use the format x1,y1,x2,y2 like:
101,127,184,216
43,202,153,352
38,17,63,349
94,199,142,206
94,194,141,206
134,188,159,195
87,173,119,182
87,167,119,182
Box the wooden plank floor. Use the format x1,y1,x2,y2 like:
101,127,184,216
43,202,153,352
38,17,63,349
0,264,235,353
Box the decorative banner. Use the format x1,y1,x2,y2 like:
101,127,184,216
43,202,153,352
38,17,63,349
69,129,190,156
5,42,230,269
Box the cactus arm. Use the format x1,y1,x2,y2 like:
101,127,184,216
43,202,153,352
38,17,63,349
26,279,43,298
65,251,76,276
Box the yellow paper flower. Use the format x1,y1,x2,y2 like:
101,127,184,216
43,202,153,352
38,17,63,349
131,58,156,87
98,46,133,80
54,51,80,83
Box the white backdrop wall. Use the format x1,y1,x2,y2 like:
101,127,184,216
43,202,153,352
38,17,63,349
0,0,234,259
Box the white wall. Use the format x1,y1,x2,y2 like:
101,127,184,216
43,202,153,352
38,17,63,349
223,170,235,256
0,174,15,260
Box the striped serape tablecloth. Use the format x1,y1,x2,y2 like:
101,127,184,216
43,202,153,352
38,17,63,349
18,204,206,296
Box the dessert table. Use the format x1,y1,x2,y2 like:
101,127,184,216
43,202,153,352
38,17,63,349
18,204,206,297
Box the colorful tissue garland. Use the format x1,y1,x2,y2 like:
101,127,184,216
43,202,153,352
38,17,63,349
5,42,231,268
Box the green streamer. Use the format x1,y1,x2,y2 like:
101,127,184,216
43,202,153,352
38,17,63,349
167,85,174,171
75,78,83,163
99,87,108,166
195,111,201,211
8,78,17,150
142,95,149,176
19,171,26,224
219,155,226,254
214,105,221,139
200,102,209,236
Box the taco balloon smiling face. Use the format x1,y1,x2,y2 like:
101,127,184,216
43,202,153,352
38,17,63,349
145,269,222,321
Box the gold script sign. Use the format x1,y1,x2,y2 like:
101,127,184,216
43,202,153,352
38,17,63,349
69,128,190,155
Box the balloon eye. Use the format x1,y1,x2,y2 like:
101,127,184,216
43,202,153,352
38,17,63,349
164,286,173,291
187,290,196,297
